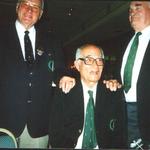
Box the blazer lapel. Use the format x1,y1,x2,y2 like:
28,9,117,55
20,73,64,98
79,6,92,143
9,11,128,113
8,25,25,63
95,82,104,109
34,28,48,64
69,81,84,131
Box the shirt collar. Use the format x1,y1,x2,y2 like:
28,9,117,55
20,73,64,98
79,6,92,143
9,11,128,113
137,25,150,37
81,80,97,95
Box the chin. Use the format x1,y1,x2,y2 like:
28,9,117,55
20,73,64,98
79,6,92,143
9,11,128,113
91,77,100,82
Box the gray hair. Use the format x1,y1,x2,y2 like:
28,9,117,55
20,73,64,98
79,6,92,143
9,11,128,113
75,44,104,60
17,0,44,10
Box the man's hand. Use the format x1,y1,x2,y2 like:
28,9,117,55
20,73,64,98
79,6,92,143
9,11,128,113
103,79,122,91
59,76,76,93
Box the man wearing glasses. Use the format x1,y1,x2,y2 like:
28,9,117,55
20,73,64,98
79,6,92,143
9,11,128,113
49,44,126,149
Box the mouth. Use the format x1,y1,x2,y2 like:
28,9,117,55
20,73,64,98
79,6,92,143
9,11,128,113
24,14,32,20
90,71,100,75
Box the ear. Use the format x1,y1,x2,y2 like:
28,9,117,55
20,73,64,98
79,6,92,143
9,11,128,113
39,10,43,20
74,60,80,72
16,3,19,13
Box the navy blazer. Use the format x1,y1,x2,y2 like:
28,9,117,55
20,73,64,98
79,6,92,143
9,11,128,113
0,22,66,138
49,80,126,148
116,33,150,144
136,42,150,143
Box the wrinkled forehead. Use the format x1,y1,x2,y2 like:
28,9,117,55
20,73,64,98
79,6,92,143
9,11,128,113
82,46,102,58
130,1,142,8
130,1,150,8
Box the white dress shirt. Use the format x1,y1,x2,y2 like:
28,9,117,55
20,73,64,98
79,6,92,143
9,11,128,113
15,20,36,60
75,80,99,149
121,25,150,102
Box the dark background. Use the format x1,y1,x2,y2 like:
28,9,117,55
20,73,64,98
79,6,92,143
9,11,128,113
0,0,133,78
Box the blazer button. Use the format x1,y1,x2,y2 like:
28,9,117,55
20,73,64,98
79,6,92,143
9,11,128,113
78,129,82,133
30,72,33,75
29,83,32,87
27,100,32,104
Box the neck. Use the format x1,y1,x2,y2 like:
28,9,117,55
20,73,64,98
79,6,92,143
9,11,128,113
82,81,97,89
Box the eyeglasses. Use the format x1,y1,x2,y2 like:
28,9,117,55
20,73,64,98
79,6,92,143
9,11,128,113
78,57,104,66
20,0,41,12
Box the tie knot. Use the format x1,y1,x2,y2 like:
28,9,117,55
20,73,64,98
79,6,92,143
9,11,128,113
25,30,29,35
136,32,142,37
88,90,93,98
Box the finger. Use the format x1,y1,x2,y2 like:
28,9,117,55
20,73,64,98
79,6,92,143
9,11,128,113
72,79,76,87
103,80,106,84
109,85,116,91
106,81,113,89
59,77,65,88
62,81,75,94
63,83,71,94
60,81,66,91
59,80,63,89
118,83,122,88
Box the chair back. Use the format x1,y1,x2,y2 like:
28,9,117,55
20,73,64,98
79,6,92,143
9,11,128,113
0,128,17,148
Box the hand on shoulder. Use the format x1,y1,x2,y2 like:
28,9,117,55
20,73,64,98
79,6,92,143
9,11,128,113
59,76,76,94
103,79,122,92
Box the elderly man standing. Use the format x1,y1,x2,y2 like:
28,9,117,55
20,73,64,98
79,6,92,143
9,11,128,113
0,0,74,148
121,1,150,149
105,1,150,149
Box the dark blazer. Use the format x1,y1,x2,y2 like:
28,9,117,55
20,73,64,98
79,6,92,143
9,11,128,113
0,22,66,138
116,33,150,145
137,41,150,144
49,80,126,148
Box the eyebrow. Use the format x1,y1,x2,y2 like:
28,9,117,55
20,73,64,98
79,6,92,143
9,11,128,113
130,3,142,10
135,3,142,7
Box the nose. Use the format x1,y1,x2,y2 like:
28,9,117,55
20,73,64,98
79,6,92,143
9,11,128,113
27,6,33,12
